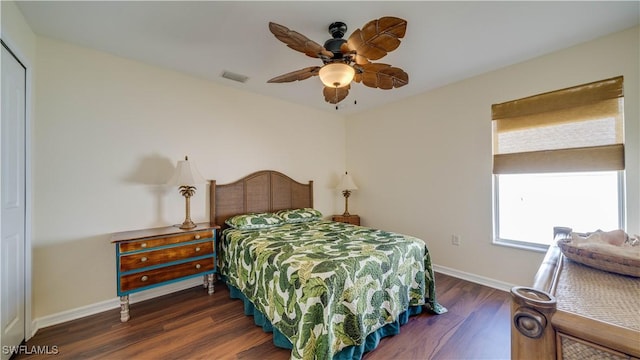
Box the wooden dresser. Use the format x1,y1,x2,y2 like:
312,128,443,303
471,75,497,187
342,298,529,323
511,230,640,359
111,223,219,322
332,214,360,226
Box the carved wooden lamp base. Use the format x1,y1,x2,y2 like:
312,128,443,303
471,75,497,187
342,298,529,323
178,186,197,229
342,189,352,216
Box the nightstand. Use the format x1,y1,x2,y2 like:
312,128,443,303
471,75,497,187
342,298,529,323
332,214,360,226
111,222,219,322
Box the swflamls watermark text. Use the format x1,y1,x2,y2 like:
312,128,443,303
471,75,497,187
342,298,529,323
2,345,59,355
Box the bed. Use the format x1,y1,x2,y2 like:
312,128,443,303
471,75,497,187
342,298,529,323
209,170,445,360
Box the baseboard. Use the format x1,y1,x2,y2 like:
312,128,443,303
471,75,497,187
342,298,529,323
31,277,202,337
433,264,515,292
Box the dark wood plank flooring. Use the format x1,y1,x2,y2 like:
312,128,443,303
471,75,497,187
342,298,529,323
14,273,511,359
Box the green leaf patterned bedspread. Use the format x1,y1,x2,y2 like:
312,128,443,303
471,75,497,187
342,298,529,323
220,220,445,360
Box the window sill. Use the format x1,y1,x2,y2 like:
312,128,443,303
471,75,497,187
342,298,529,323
493,238,549,253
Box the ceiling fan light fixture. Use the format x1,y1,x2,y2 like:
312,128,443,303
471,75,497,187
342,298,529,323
319,63,355,88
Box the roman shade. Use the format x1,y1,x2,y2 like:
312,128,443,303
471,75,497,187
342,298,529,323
492,76,624,174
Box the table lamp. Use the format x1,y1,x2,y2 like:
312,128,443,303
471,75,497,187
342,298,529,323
167,156,205,229
337,172,358,216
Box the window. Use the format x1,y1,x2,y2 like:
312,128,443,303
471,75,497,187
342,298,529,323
492,76,625,250
494,171,623,248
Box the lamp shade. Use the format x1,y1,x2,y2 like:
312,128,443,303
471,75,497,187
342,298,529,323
167,156,205,186
337,172,358,191
319,63,355,88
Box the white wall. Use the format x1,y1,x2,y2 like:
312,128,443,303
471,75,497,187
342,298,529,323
31,37,347,318
346,26,640,287
1,0,37,58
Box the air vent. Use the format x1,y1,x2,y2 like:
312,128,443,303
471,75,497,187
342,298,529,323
221,71,248,83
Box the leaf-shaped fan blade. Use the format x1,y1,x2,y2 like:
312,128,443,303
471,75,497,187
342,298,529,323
353,63,408,89
269,22,334,59
267,66,321,83
323,84,350,104
347,17,407,63
340,42,368,65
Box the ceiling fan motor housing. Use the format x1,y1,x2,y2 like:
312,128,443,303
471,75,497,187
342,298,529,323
328,22,347,38
323,38,347,61
324,21,349,63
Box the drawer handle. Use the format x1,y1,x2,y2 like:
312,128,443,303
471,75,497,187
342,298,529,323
141,275,149,282
195,264,201,269
140,257,148,262
140,243,147,248
195,235,201,240
195,247,201,252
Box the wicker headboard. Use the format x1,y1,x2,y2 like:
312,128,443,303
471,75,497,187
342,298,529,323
209,170,314,228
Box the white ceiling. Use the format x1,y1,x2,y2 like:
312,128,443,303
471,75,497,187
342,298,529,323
16,1,640,115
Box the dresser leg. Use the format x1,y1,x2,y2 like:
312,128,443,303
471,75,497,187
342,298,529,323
120,295,130,322
207,273,215,295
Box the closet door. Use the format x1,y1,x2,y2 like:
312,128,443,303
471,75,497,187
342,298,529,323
1,42,27,360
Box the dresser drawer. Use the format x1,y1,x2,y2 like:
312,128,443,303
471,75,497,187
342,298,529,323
118,230,213,253
119,240,214,272
119,257,214,292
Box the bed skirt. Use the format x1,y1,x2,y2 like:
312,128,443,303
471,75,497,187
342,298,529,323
228,284,422,360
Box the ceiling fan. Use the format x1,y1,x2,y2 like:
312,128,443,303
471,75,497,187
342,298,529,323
267,17,409,105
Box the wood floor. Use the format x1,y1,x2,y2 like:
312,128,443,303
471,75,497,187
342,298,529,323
14,273,511,360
